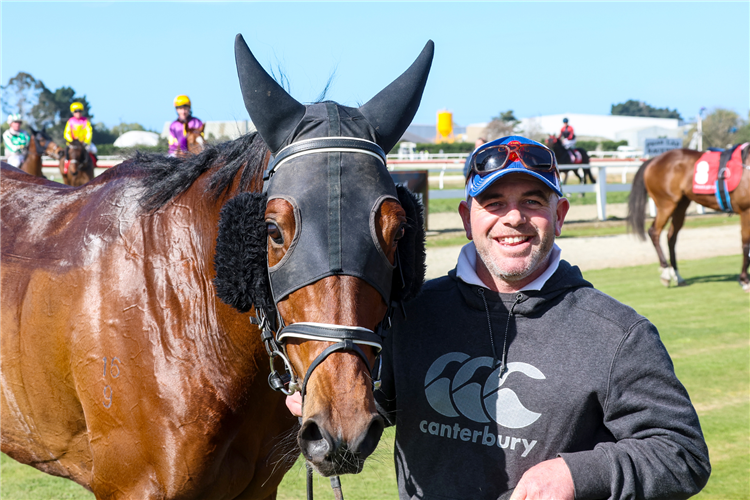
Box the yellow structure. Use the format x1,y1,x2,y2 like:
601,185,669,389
435,110,455,143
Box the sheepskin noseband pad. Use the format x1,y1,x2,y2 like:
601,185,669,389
265,136,397,304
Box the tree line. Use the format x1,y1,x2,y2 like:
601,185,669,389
1,72,165,154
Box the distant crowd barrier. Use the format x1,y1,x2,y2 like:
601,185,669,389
6,153,695,222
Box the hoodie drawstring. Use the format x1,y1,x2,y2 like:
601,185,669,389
478,288,522,378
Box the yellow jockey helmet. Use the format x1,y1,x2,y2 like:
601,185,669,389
173,95,191,108
70,102,84,113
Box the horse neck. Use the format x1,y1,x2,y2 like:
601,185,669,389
152,161,265,357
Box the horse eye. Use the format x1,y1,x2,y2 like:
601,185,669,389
394,225,406,242
267,223,283,244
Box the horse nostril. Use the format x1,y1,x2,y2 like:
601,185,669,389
353,416,384,459
298,419,332,462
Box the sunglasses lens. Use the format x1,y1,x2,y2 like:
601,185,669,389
473,147,509,174
518,146,554,171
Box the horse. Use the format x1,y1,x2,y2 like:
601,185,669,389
0,33,432,500
186,123,206,154
59,139,95,186
19,126,64,178
626,146,750,290
546,135,595,185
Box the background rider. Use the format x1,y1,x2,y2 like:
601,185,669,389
64,102,97,165
168,95,204,156
559,117,576,151
2,114,30,168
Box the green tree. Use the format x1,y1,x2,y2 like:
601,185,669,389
611,100,682,120
732,112,750,144
684,108,745,150
1,72,44,118
484,109,519,141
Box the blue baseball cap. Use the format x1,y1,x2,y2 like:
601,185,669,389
465,135,562,198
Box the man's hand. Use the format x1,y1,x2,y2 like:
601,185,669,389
509,457,575,500
286,392,303,417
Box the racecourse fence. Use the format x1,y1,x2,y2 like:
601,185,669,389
3,153,697,221
386,156,646,220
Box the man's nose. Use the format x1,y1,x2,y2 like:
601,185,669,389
501,205,526,226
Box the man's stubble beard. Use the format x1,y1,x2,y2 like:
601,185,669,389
476,212,557,284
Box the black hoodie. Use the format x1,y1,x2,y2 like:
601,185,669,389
377,260,710,500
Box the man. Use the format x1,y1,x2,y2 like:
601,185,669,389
559,117,576,151
168,95,204,156
3,114,30,168
375,136,710,499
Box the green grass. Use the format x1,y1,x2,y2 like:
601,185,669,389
3,256,748,499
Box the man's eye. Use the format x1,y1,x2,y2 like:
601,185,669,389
267,223,283,244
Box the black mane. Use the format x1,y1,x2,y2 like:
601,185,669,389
134,132,269,212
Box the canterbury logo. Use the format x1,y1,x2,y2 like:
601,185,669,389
424,353,545,429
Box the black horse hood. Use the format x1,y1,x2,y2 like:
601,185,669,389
234,34,434,155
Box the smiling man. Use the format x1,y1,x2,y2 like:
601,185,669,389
375,136,710,500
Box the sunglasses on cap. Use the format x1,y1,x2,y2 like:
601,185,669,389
471,141,557,177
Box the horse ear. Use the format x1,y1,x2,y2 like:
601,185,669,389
199,123,205,133
234,34,306,155
214,192,275,315
391,185,426,303
359,41,434,154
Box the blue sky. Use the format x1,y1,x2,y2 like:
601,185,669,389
2,1,748,132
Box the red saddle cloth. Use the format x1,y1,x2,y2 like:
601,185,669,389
567,149,583,164
692,144,746,194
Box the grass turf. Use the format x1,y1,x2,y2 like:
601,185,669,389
2,255,748,499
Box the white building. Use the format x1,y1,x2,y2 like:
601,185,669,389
515,113,688,150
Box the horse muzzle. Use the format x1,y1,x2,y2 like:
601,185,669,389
299,412,384,476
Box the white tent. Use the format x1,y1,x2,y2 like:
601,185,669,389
113,130,160,148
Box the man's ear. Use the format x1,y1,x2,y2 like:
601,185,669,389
459,199,473,241
555,196,570,237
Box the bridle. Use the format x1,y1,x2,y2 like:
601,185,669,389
252,135,404,401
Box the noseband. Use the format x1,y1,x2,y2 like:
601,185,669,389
254,135,399,401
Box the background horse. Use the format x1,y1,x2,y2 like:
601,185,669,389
1,35,431,500
186,123,206,154
626,146,750,290
546,135,595,185
60,139,95,186
19,126,64,178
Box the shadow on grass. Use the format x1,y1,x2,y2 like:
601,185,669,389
682,274,739,286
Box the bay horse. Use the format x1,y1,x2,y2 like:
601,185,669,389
546,135,595,185
186,123,206,154
19,126,64,178
626,147,750,290
1,34,431,500
60,139,95,186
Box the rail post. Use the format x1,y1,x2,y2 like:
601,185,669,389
595,166,607,220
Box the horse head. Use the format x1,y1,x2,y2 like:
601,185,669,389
39,128,64,160
186,123,206,154
63,139,89,179
214,34,431,476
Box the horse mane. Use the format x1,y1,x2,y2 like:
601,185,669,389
135,132,268,212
